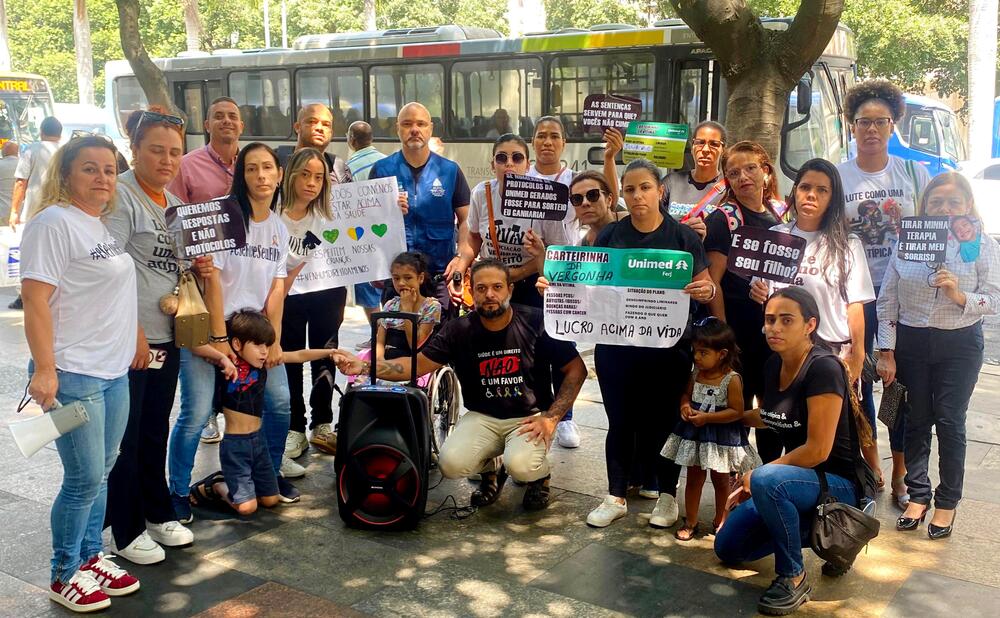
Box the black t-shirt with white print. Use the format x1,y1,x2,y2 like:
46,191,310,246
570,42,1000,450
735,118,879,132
421,305,579,419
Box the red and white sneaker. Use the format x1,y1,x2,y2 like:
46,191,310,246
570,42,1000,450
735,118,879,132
49,569,111,613
81,553,140,596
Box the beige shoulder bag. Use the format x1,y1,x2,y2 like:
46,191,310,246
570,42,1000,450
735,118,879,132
174,269,211,348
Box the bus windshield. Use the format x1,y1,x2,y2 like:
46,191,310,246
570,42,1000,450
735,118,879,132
0,92,52,144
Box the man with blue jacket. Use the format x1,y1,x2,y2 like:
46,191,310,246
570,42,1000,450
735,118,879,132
370,102,471,313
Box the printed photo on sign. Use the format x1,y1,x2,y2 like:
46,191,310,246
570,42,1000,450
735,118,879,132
898,216,949,263
292,176,406,293
622,121,689,169
543,245,692,348
581,94,642,135
726,226,807,283
165,198,247,259
501,174,570,221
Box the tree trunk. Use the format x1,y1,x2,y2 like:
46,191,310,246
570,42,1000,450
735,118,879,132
669,0,844,166
968,0,998,161
73,0,95,105
0,0,11,72
181,0,204,52
364,0,376,31
114,0,179,115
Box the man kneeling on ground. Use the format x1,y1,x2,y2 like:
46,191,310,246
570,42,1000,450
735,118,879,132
334,259,586,510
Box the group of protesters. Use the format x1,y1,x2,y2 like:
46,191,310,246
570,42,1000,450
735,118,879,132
14,76,998,615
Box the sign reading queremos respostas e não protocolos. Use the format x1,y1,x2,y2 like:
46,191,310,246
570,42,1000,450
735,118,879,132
165,198,247,259
543,245,693,348
292,176,406,293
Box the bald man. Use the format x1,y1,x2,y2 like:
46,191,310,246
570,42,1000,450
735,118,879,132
0,141,19,222
369,102,471,314
282,103,351,184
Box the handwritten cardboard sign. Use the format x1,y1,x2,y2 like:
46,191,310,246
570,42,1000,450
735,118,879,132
726,226,807,283
582,94,642,135
622,121,689,169
543,246,692,348
501,174,569,221
898,216,949,263
165,198,247,259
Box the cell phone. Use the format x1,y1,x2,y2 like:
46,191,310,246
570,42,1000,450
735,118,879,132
451,272,463,285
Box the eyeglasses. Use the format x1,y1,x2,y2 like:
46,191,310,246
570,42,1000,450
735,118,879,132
494,152,526,165
139,110,184,127
569,188,606,206
853,117,892,131
692,138,725,150
725,163,761,181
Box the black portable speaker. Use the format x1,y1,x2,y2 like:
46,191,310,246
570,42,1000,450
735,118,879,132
335,311,431,530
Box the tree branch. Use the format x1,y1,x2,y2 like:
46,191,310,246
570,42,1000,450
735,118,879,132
669,0,764,78
114,0,178,114
779,0,845,82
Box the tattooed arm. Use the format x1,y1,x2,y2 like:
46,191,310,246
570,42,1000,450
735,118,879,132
332,349,442,382
517,355,587,447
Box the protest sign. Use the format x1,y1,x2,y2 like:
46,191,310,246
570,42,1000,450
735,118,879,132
726,226,807,283
543,246,692,348
165,198,246,259
581,94,642,135
898,216,949,263
622,121,689,169
501,174,570,221
292,176,406,293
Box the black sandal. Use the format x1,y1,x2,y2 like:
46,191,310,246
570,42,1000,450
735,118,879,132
471,466,508,507
522,475,551,511
675,521,698,541
189,471,226,507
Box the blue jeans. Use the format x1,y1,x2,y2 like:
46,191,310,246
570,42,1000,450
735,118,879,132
46,370,130,584
168,349,290,496
714,464,857,577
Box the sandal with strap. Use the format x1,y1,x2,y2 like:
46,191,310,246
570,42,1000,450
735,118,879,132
189,471,226,507
471,466,508,507
675,521,698,541
522,475,551,511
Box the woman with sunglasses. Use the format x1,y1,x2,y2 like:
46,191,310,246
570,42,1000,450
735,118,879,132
21,136,140,611
663,120,728,240
103,107,194,565
877,172,1000,539
702,141,786,462
838,79,931,508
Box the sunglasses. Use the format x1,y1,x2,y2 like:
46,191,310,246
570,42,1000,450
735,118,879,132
570,188,605,206
139,110,184,127
693,316,719,327
70,130,113,143
494,152,526,165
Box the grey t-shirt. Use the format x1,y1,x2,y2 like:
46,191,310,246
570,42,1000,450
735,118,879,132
105,170,183,344
14,141,59,222
0,156,17,220
663,170,723,221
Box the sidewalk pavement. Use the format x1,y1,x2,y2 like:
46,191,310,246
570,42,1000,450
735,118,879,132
0,290,997,617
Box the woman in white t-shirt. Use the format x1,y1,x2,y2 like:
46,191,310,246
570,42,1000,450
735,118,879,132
21,136,141,612
750,158,879,477
168,143,297,521
277,148,341,465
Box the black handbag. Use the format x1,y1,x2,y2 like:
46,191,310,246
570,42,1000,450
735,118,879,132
878,381,907,430
810,468,881,571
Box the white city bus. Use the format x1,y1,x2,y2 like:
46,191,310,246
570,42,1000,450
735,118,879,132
105,19,857,188
0,72,55,148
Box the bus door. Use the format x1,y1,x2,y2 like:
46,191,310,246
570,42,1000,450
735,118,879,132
174,79,222,151
671,59,719,171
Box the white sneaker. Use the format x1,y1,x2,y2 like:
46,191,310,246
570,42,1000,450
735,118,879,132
649,493,679,529
280,456,306,479
586,495,628,528
111,530,164,565
284,430,308,459
638,489,660,499
146,520,193,547
555,419,581,448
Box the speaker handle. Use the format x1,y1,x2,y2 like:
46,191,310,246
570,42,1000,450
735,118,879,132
370,311,421,387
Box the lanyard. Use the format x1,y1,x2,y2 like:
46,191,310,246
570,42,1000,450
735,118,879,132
680,179,727,223
206,145,234,178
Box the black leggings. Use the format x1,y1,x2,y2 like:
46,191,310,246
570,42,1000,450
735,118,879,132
281,286,346,432
105,342,180,548
595,343,690,498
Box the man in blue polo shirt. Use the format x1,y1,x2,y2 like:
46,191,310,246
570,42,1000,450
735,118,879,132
370,102,470,312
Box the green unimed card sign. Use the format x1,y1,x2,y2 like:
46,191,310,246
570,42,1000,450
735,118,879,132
543,246,693,348
622,121,690,169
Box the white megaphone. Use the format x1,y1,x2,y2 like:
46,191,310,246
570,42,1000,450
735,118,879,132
8,400,89,458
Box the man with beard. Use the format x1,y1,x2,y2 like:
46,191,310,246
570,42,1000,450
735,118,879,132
169,97,244,203
333,259,585,512
369,102,471,313
280,103,351,184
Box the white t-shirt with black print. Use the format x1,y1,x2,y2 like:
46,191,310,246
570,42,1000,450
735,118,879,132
214,210,289,318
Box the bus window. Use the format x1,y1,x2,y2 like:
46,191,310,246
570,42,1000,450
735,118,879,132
296,67,364,137
370,64,444,138
936,109,965,161
450,58,542,140
679,68,703,131
113,76,147,135
179,83,205,134
783,71,841,171
549,53,656,139
909,115,938,154
229,70,292,137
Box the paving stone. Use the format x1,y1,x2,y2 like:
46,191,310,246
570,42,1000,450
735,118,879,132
884,570,1000,618
0,498,56,578
0,460,64,504
0,570,50,617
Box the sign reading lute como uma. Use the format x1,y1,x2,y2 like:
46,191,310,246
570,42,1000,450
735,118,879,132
543,246,693,348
